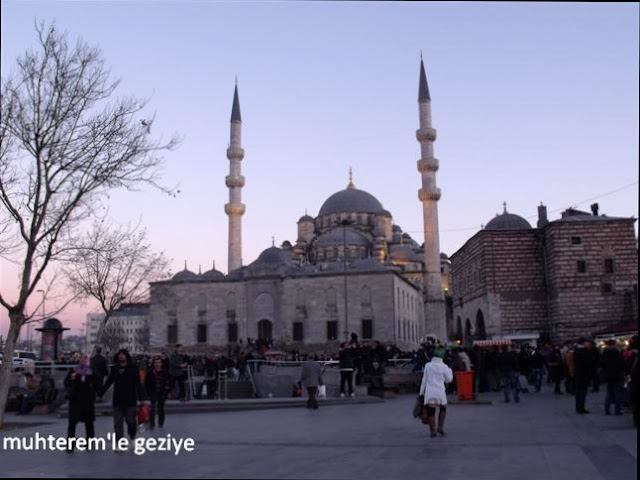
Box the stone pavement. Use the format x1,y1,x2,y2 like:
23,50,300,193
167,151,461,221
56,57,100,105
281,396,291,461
0,388,636,479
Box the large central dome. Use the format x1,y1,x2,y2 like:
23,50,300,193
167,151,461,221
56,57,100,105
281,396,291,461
318,185,384,216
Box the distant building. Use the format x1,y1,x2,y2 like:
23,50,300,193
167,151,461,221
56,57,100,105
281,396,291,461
86,303,150,354
450,203,638,344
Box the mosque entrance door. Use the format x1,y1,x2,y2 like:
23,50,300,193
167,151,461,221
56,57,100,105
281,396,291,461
258,319,273,340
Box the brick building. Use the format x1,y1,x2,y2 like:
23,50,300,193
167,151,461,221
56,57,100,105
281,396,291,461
450,203,638,344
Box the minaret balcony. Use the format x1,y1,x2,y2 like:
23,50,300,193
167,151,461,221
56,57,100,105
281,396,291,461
417,158,439,173
225,203,246,216
416,127,437,142
226,147,245,160
418,188,441,202
225,175,245,188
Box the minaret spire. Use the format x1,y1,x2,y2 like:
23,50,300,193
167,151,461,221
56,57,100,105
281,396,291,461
225,81,246,273
416,55,446,342
347,166,355,189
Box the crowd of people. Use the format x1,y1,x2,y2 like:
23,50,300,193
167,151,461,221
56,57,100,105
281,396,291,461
11,332,637,450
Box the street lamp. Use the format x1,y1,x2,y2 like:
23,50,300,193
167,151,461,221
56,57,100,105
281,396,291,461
338,218,353,342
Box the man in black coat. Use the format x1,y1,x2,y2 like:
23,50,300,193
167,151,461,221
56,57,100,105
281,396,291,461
599,340,626,415
90,347,108,401
101,349,145,442
573,338,593,414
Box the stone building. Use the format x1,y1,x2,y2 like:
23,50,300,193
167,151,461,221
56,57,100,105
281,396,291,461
148,59,449,351
450,203,638,344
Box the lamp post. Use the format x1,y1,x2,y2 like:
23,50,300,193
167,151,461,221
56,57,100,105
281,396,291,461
36,289,45,353
338,218,353,342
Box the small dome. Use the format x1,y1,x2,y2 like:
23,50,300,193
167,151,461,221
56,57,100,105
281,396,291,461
250,247,294,267
377,209,393,218
318,186,384,216
297,214,314,223
202,269,225,281
392,225,402,232
485,206,532,231
281,240,293,250
440,252,449,259
172,269,199,282
42,318,63,330
315,228,371,248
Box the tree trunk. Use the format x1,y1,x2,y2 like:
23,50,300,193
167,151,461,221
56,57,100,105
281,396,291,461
0,317,23,428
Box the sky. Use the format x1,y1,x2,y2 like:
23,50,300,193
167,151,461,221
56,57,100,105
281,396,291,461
1,1,638,339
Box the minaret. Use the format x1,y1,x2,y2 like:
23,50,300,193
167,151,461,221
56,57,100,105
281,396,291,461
416,55,447,342
225,81,245,273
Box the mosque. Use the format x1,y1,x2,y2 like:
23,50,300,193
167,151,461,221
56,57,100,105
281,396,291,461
148,59,448,351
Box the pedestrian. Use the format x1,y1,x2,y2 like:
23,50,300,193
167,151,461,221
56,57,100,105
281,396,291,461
562,341,575,394
573,338,593,414
64,354,98,453
548,345,565,394
145,355,169,429
168,344,187,401
299,357,323,409
419,348,453,438
599,340,626,416
529,348,545,393
339,343,355,398
90,347,108,402
496,345,520,403
203,354,219,399
101,349,146,444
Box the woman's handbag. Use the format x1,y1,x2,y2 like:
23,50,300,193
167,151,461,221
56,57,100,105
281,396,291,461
137,403,151,424
413,395,424,418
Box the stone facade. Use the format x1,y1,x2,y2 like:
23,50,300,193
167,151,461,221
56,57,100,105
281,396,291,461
149,269,422,351
450,206,638,344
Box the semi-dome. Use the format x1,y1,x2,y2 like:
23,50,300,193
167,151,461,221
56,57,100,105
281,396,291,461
315,228,371,247
389,245,424,263
318,185,384,216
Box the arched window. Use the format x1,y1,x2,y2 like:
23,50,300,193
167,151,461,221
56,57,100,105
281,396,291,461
476,310,486,340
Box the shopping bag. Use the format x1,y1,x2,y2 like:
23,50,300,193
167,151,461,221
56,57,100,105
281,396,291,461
137,403,151,424
317,385,327,398
413,395,424,418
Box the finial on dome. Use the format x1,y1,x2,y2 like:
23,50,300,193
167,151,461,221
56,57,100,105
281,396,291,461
198,264,202,275
184,260,188,271
212,259,216,270
272,236,275,247
347,167,355,189
503,202,508,214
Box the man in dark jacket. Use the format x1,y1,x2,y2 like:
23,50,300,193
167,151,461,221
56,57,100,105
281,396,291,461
168,344,187,401
496,345,520,403
101,349,145,442
339,344,355,397
573,338,593,414
90,347,109,401
600,340,626,415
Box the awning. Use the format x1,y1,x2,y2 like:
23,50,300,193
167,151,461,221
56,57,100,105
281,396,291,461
473,339,511,347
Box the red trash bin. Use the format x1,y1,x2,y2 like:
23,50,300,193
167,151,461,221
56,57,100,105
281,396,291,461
454,371,474,401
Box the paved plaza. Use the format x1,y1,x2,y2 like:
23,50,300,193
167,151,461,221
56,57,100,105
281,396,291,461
0,388,636,480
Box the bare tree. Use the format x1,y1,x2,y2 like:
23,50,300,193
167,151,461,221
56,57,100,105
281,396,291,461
0,22,178,427
63,219,170,353
100,323,127,355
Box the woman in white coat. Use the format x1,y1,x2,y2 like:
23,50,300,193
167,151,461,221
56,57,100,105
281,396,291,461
419,350,454,437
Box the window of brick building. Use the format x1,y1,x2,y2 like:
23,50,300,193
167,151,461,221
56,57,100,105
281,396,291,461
167,325,177,344
602,283,613,294
362,319,373,339
577,260,587,273
197,324,207,343
327,321,338,341
571,236,582,245
293,322,304,341
227,322,238,343
604,258,615,274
